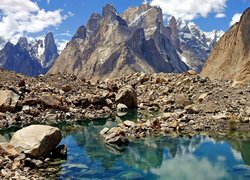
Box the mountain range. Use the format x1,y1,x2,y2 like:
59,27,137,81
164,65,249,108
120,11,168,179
0,32,58,76
173,18,223,72
48,3,223,81
0,3,224,80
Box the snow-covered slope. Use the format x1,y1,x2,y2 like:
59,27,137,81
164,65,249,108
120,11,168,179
170,18,224,72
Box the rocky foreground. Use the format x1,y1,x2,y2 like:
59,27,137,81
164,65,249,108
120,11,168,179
0,68,250,177
0,68,249,132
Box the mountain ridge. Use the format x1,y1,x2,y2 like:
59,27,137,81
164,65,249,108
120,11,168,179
0,32,59,76
49,3,222,81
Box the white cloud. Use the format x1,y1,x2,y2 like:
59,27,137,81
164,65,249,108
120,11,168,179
231,148,242,161
152,155,228,179
230,13,242,26
0,0,70,43
215,13,226,18
150,0,227,20
57,30,72,37
0,0,39,12
56,39,69,53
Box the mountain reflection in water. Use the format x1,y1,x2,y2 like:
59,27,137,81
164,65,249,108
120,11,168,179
57,120,250,179
1,118,250,179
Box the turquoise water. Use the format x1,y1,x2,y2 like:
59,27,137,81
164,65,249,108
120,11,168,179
1,117,250,179
56,120,250,180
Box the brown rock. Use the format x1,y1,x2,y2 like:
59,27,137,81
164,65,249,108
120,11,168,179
40,95,62,109
62,85,72,92
187,70,197,75
201,8,250,83
0,90,19,112
0,143,19,158
115,85,137,108
18,79,26,87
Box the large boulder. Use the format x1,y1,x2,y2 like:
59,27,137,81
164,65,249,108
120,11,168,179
0,90,19,112
40,95,62,109
115,85,137,108
10,125,62,158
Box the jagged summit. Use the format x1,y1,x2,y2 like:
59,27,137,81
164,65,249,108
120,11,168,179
48,3,189,81
0,32,58,76
43,32,58,68
102,3,117,17
102,3,127,27
170,17,224,72
49,3,223,81
17,37,29,49
87,13,102,33
201,8,250,83
72,25,87,40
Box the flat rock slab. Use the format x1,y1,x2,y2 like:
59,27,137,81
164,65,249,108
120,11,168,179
10,125,62,158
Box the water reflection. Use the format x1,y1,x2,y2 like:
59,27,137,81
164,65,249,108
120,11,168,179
1,119,250,179
58,120,250,179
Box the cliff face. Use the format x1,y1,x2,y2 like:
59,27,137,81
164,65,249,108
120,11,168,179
0,32,58,76
49,3,189,81
201,8,250,83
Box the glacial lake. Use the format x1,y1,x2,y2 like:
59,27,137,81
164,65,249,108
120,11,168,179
1,116,250,180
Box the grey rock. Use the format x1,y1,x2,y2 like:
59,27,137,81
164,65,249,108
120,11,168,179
10,125,62,158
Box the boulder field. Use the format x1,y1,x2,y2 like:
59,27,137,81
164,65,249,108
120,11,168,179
0,68,249,135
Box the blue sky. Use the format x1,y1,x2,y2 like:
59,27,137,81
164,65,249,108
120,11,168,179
0,0,249,50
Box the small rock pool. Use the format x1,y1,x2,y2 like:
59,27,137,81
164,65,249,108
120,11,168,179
2,116,250,179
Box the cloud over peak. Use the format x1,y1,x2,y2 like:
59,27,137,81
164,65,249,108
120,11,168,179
230,13,242,26
0,0,70,42
150,0,227,21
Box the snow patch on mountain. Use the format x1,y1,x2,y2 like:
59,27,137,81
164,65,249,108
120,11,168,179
0,32,58,76
174,18,224,71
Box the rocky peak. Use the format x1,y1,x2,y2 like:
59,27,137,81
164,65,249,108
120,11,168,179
102,3,127,27
168,16,180,49
121,4,163,39
139,3,152,11
3,42,14,50
86,13,102,33
72,25,87,40
17,37,29,49
42,32,58,68
122,3,152,25
169,16,177,32
102,3,117,18
44,32,57,52
0,32,59,76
